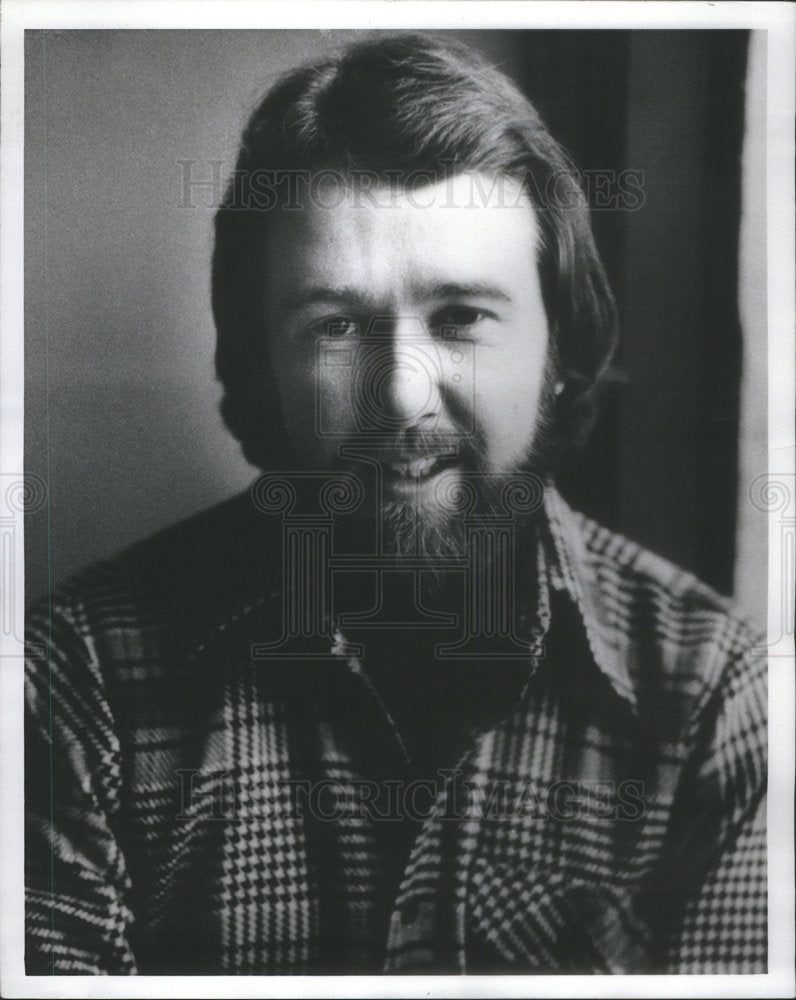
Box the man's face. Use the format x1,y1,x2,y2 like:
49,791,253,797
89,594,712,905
263,173,551,547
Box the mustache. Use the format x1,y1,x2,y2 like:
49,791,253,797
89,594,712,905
338,428,480,465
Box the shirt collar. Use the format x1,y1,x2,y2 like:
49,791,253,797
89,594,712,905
541,483,638,713
186,484,638,715
326,482,638,716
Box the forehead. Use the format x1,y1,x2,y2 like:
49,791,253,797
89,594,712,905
265,173,540,294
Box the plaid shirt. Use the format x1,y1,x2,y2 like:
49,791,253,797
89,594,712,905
25,485,767,975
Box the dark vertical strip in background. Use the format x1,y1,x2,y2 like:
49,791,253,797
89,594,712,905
511,30,631,531
618,31,747,593
696,33,748,592
620,32,710,582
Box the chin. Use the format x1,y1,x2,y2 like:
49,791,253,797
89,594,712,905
380,498,469,561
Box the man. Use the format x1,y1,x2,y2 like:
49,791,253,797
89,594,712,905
25,34,766,975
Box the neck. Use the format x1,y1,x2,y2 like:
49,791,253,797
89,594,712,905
336,567,464,647
336,528,540,662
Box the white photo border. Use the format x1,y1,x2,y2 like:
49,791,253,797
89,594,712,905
2,3,793,998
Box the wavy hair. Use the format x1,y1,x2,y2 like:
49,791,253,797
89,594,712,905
212,33,618,470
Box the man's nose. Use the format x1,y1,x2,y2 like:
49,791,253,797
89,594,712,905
364,317,442,429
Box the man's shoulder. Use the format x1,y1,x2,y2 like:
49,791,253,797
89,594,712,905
577,508,755,629
27,488,281,655
552,496,765,719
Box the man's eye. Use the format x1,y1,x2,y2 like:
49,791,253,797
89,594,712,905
431,306,485,333
317,316,360,338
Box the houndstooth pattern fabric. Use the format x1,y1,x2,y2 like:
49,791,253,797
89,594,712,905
25,486,767,974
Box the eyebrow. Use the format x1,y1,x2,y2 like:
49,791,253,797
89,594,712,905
420,281,513,304
277,281,513,314
277,286,373,314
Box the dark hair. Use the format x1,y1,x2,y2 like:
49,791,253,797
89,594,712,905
212,33,618,470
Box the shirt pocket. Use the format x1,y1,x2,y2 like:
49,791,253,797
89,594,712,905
465,860,653,973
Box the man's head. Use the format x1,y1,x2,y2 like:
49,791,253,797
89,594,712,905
212,33,617,549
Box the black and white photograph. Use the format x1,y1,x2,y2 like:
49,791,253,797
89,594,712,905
1,1,794,996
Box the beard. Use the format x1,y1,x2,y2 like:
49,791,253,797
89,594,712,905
331,360,558,575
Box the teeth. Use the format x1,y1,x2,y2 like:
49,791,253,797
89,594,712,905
388,456,442,479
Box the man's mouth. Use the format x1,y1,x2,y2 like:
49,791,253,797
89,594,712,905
382,453,458,485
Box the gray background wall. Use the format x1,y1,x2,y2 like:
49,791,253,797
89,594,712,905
25,29,763,621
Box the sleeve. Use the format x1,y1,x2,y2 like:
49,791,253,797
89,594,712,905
25,597,138,974
665,636,767,974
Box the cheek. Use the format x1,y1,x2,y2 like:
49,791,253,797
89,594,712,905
485,379,541,445
474,343,548,462
271,348,359,462
315,367,353,435
266,342,320,452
